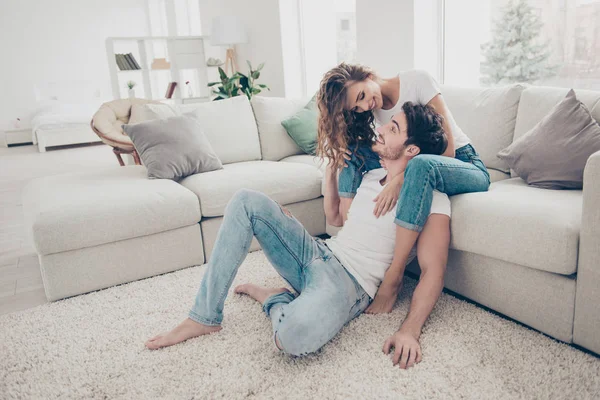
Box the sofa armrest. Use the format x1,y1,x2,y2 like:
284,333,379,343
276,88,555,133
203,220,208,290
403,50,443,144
574,150,600,354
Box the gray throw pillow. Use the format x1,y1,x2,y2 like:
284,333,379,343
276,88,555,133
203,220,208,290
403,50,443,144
497,89,600,189
123,115,223,180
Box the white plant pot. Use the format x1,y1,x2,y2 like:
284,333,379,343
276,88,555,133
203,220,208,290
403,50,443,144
128,88,136,98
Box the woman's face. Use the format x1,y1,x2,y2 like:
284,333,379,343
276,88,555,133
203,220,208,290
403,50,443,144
345,78,382,113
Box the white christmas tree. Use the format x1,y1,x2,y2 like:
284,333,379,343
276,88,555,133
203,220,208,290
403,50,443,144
480,0,558,85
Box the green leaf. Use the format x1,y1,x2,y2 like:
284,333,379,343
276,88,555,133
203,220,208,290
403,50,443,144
257,62,265,71
207,82,221,87
246,60,252,71
257,84,269,89
251,87,261,94
236,72,247,79
251,71,260,80
218,67,228,81
239,76,249,90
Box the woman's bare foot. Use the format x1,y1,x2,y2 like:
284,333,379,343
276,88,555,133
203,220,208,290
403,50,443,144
145,318,221,350
234,283,290,305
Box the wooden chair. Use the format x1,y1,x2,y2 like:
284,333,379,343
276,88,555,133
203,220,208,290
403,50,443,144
90,98,159,166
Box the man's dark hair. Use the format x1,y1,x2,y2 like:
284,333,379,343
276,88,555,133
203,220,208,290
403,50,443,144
402,101,448,155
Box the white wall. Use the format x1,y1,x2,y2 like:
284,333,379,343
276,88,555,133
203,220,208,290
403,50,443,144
0,0,150,130
356,0,415,77
199,0,286,97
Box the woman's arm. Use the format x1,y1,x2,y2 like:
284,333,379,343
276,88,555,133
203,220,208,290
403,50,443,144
324,164,352,227
427,94,456,158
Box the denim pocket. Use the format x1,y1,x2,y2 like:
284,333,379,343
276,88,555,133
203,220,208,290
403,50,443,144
348,291,370,320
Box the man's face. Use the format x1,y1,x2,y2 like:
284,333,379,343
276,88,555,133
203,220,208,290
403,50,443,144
371,111,410,160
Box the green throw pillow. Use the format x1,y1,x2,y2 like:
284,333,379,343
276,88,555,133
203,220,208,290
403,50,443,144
281,96,318,155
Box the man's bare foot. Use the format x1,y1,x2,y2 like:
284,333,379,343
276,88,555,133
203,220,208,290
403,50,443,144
145,318,221,350
234,283,290,305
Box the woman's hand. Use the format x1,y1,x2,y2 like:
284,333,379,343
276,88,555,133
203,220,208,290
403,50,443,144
373,173,404,218
331,148,353,171
380,159,388,170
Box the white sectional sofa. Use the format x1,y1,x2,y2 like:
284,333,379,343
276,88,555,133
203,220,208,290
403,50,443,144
22,86,600,356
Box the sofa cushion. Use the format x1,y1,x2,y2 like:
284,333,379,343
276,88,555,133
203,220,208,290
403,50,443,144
513,86,600,177
188,96,262,164
440,84,524,173
498,89,600,189
180,161,322,217
281,96,319,155
280,154,326,172
488,168,510,183
22,166,201,256
123,115,223,180
514,86,600,142
251,96,307,161
449,178,582,275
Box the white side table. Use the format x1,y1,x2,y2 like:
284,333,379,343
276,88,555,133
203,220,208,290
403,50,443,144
2,128,32,147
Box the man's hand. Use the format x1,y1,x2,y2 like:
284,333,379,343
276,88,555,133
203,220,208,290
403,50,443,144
364,282,400,314
383,330,422,369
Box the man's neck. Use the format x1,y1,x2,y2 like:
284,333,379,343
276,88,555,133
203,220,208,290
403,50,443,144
381,157,409,184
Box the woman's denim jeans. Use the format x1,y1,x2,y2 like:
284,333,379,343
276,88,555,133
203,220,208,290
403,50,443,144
189,189,370,356
338,143,491,232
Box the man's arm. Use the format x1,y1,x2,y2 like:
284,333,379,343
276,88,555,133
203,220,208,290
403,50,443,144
324,164,353,227
383,214,450,369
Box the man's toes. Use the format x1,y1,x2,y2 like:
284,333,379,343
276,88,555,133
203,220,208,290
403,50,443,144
234,284,246,294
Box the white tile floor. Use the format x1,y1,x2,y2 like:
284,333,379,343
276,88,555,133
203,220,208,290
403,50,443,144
0,142,117,314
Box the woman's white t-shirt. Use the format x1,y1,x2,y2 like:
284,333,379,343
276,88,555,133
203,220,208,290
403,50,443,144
373,70,471,150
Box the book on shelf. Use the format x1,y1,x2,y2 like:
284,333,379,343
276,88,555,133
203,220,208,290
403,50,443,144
165,82,177,99
115,54,125,70
126,53,141,69
115,53,141,71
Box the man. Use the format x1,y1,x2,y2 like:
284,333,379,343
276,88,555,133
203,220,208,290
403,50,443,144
145,102,451,370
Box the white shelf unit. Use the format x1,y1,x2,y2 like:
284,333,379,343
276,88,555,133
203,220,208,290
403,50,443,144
106,36,219,103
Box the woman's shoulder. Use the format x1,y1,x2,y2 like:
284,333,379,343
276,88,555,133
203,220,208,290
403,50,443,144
399,69,435,82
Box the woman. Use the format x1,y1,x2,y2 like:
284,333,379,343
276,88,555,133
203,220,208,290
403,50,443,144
316,63,490,313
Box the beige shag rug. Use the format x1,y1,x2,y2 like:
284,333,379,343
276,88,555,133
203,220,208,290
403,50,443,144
1,251,599,399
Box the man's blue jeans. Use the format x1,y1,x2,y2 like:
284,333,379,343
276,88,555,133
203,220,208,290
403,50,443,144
338,143,490,232
189,189,370,356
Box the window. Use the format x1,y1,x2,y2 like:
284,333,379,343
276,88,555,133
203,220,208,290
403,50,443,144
443,0,600,90
146,0,202,37
299,0,357,96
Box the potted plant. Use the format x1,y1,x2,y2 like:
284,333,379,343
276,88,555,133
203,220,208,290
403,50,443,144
127,81,136,98
208,61,269,101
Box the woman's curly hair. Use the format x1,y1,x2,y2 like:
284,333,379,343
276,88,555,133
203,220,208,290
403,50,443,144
316,63,377,168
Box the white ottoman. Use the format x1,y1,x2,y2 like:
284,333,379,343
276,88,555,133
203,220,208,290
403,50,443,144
22,166,204,301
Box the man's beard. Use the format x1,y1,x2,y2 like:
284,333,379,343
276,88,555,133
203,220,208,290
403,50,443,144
373,144,404,161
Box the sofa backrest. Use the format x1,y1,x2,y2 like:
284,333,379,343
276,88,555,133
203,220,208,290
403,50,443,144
514,86,600,142
251,96,309,161
440,84,525,173
186,96,262,165
512,86,600,177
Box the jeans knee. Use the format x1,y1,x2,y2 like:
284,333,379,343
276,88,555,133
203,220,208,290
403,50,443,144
275,319,325,357
229,189,269,213
406,155,438,177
